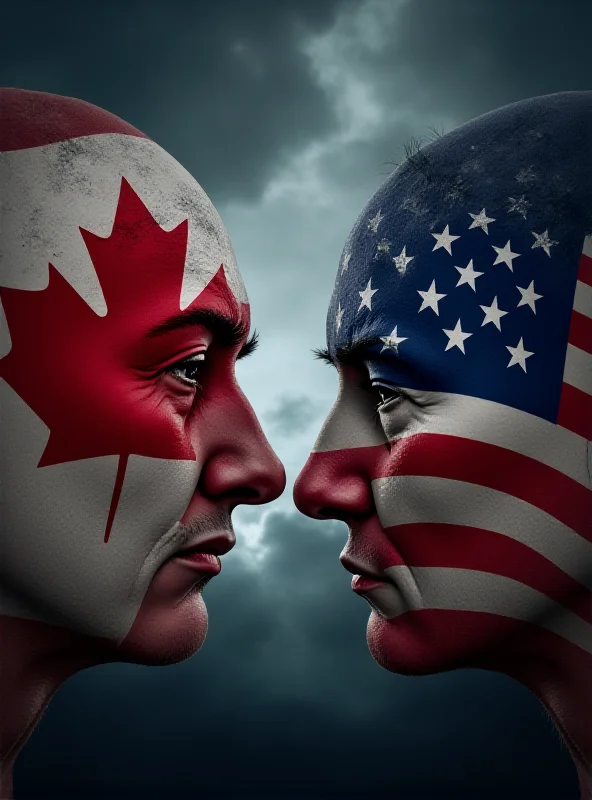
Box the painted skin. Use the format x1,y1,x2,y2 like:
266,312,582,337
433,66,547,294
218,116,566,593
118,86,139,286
294,91,592,797
0,89,285,796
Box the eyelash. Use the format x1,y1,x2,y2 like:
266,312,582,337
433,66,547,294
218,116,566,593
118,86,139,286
164,353,206,389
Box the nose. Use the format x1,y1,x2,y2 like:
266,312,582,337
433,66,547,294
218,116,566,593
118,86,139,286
293,449,374,522
198,388,286,508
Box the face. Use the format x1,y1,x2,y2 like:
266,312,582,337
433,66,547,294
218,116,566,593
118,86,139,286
294,92,592,676
0,91,285,664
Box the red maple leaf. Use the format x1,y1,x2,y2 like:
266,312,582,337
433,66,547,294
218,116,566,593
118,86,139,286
0,177,245,541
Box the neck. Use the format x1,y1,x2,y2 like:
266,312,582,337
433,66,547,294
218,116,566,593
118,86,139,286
0,616,109,800
476,625,592,800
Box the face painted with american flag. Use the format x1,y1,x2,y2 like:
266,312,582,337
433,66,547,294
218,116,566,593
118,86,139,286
294,92,592,781
0,89,285,663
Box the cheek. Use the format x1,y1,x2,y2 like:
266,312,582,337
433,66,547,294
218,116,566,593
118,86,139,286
366,608,525,675
0,380,202,641
118,571,210,666
370,435,591,656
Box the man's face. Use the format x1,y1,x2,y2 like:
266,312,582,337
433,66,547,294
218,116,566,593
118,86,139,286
0,129,285,663
294,121,592,676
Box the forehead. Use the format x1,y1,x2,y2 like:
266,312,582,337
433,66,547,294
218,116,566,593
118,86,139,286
328,93,592,423
0,134,247,315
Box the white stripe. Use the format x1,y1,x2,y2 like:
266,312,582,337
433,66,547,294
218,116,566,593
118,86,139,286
381,566,592,656
574,279,592,319
564,344,592,396
312,374,388,451
0,134,247,313
583,235,592,260
315,388,590,488
373,475,592,587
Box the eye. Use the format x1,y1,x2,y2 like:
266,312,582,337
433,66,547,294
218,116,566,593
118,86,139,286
372,382,403,410
164,352,206,388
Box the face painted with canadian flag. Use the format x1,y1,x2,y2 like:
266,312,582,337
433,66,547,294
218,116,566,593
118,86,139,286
0,89,285,662
294,92,592,679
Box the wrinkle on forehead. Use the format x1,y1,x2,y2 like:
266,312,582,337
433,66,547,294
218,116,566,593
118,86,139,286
0,134,247,317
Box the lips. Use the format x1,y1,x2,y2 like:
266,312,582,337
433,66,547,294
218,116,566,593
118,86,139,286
168,529,235,575
340,553,391,584
351,574,389,593
174,551,221,574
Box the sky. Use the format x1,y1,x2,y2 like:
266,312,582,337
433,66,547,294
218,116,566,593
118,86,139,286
4,0,591,797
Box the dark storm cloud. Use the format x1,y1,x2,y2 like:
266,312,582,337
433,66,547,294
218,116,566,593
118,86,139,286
17,511,578,798
4,0,589,209
5,3,589,797
386,0,592,118
302,0,592,202
1,0,356,203
264,394,322,437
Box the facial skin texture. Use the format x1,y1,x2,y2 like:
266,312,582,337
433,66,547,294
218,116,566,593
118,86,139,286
0,89,285,795
294,91,592,797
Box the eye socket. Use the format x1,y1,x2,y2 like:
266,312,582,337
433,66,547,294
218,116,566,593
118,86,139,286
372,382,404,411
164,352,206,388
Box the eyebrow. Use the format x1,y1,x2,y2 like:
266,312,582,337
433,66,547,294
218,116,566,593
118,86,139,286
312,337,383,368
145,307,259,360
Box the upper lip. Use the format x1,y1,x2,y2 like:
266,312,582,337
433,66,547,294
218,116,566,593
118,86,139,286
339,553,389,582
172,529,236,559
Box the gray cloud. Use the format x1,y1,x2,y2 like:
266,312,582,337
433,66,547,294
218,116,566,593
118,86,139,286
264,394,322,438
2,0,358,204
5,2,589,796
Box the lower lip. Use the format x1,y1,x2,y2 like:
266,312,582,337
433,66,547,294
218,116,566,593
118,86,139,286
173,552,221,575
351,575,391,593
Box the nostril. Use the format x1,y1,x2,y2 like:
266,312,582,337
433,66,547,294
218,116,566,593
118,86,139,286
316,506,350,522
223,486,260,501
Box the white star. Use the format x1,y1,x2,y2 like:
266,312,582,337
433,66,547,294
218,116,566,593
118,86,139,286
468,208,496,234
401,196,425,215
443,319,473,354
336,302,344,332
431,224,460,255
506,337,534,373
418,279,447,315
368,210,384,233
358,278,378,311
380,325,408,354
531,229,558,257
446,177,465,203
375,238,391,256
507,195,531,219
515,166,538,185
479,296,509,331
492,240,521,271
455,259,484,291
393,245,414,275
341,252,351,274
516,280,543,313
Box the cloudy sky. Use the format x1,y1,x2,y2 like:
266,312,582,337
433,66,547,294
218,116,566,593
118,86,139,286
5,0,591,797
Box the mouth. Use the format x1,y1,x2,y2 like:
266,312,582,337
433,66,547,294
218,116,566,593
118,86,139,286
339,553,404,619
340,554,391,589
169,529,235,576
174,550,221,574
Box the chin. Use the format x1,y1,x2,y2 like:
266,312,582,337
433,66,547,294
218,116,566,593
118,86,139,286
117,584,210,666
366,608,523,677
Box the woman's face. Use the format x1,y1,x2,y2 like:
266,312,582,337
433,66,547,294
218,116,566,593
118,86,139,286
0,130,285,663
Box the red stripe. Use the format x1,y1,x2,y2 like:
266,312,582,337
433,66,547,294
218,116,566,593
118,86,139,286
367,609,592,673
301,435,592,540
568,309,592,355
383,522,592,624
0,88,148,152
557,382,592,440
579,252,592,288
380,434,592,541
